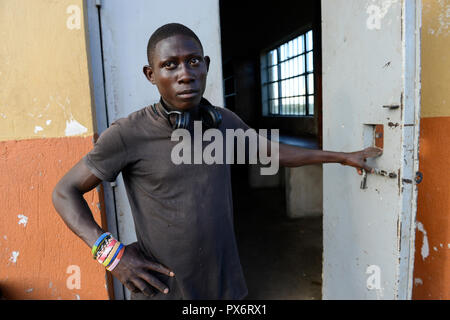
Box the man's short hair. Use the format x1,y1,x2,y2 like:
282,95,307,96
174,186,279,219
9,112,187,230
147,23,204,66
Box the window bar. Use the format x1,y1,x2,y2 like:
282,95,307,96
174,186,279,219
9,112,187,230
265,52,271,114
298,74,301,115
304,34,309,116
277,46,282,115
287,61,291,115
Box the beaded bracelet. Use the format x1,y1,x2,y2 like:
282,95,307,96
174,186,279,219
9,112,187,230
105,243,124,268
91,232,125,271
106,246,125,271
102,241,121,267
91,232,111,259
94,234,113,260
97,239,117,264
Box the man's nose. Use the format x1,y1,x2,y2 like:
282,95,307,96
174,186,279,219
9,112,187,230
177,63,195,83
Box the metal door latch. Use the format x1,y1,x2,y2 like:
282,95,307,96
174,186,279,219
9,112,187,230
360,170,368,189
360,168,397,189
373,168,397,179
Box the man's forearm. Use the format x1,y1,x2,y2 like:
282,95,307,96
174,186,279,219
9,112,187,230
278,143,346,167
52,184,105,248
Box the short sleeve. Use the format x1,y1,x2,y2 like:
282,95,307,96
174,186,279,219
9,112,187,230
83,123,128,182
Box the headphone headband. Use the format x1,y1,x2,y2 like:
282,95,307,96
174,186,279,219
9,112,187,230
155,98,222,130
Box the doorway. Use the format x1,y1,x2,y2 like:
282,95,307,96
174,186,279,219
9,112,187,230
219,0,324,299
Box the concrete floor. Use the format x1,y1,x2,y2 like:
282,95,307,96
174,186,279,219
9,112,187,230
232,170,323,300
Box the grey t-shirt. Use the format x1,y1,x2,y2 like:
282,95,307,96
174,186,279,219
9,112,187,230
84,98,250,300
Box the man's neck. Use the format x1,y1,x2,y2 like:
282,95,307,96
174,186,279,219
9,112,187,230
160,97,180,112
159,97,202,118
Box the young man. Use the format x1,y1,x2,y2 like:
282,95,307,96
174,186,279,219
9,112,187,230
52,23,381,300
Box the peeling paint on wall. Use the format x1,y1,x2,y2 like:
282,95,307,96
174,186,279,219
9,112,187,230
34,126,44,134
414,278,423,286
17,214,28,227
9,251,19,264
416,222,429,260
366,0,399,30
65,119,88,137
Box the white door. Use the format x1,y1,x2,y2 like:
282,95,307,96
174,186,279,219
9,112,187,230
321,0,421,299
87,0,224,299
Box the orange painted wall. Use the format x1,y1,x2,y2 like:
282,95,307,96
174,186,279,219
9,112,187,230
0,137,110,300
412,0,450,300
412,117,450,299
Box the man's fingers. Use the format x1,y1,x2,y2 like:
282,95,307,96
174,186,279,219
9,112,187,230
124,280,140,293
131,277,157,297
362,165,374,173
363,147,383,158
139,271,169,294
144,261,175,277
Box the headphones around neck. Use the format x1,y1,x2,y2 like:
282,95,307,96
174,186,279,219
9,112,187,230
152,98,222,130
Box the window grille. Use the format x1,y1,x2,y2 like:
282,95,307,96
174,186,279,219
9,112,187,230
261,30,314,116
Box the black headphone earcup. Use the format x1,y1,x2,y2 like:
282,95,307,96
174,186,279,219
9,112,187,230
200,106,222,129
176,111,190,130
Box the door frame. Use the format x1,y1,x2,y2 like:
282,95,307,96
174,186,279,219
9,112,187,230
396,0,422,300
85,0,125,300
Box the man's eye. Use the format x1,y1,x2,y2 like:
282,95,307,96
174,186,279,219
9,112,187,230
164,61,176,69
190,58,200,65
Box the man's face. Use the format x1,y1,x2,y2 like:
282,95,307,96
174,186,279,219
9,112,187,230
144,34,210,111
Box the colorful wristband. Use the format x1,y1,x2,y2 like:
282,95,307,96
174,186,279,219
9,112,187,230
107,246,125,271
97,239,117,264
103,241,121,267
106,243,124,268
91,232,111,259
94,234,113,260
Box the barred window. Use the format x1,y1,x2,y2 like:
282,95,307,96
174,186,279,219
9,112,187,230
261,30,314,116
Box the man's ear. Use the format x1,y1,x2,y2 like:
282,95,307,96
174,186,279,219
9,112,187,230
204,56,210,72
143,65,156,84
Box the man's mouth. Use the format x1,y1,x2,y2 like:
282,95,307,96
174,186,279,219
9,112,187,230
177,89,199,99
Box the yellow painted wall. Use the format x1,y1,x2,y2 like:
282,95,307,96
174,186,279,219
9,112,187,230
0,0,110,299
412,0,450,300
420,0,450,118
0,0,94,140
